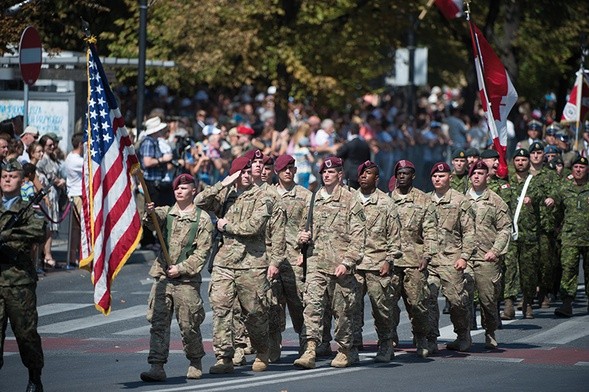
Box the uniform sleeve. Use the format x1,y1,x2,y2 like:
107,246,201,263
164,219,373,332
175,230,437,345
490,199,512,256
2,208,46,245
176,214,214,276
194,181,226,214
225,195,272,237
422,201,436,259
386,204,403,263
142,206,169,231
459,199,476,261
267,201,287,268
341,199,365,268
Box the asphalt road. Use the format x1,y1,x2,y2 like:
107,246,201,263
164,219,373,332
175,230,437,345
2,255,589,392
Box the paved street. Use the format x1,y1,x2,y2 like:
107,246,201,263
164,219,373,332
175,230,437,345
2,254,589,392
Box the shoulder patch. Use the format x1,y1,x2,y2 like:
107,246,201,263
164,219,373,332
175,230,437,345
501,183,510,189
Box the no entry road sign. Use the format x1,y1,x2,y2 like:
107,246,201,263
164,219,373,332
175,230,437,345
19,26,42,86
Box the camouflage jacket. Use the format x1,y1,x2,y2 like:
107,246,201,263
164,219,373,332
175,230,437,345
532,166,561,233
355,188,402,270
258,182,287,268
508,172,542,243
0,197,46,286
423,188,476,265
300,185,365,274
276,184,312,264
558,179,589,246
195,181,272,269
450,171,469,194
487,175,512,205
467,188,512,261
143,203,213,282
390,187,428,268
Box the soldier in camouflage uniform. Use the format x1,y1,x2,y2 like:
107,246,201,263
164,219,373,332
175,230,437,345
273,155,311,352
195,156,277,374
294,156,365,369
389,160,431,358
554,156,589,317
528,142,560,308
140,173,213,382
502,149,542,320
465,161,511,349
450,149,469,194
352,161,402,363
423,162,475,353
481,149,512,203
0,160,46,392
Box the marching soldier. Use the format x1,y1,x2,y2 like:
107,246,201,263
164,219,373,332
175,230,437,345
450,149,469,194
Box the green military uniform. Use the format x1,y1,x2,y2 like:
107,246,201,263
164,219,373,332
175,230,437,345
143,203,213,371
450,171,469,194
352,188,401,361
0,163,46,388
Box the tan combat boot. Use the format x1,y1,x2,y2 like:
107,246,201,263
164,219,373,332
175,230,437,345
523,300,534,319
209,358,234,374
186,359,202,379
446,332,472,352
252,351,269,372
140,364,166,382
501,298,515,320
485,332,498,349
374,340,393,363
268,331,282,363
293,340,317,369
415,336,430,358
554,297,574,318
330,349,351,368
232,347,246,366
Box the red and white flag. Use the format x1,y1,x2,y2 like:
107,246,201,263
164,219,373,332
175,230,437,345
80,39,142,315
561,69,589,123
434,0,463,20
469,21,518,179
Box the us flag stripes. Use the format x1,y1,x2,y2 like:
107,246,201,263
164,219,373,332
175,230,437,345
80,38,142,315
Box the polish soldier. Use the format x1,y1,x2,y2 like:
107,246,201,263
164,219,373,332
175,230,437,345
389,160,431,358
423,162,475,353
464,161,511,349
352,161,402,363
517,119,543,150
294,156,365,369
140,174,213,382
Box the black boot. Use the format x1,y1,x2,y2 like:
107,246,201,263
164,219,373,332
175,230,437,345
27,368,43,392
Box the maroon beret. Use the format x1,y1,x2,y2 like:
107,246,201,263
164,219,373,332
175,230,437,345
172,173,195,190
230,156,252,175
237,125,255,135
468,159,490,177
430,162,451,176
394,159,415,174
242,148,263,161
357,160,379,177
274,154,295,172
262,155,274,166
388,176,397,192
319,156,343,172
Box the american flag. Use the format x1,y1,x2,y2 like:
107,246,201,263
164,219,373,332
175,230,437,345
80,40,143,315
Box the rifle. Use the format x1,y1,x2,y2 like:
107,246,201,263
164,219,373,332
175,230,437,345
206,189,234,273
300,191,316,283
1,185,49,233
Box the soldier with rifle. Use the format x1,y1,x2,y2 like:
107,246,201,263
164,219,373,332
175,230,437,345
0,160,47,392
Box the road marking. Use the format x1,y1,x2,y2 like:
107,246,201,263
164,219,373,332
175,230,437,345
438,315,519,341
465,356,523,363
515,315,589,345
38,305,147,334
575,361,589,366
37,303,95,317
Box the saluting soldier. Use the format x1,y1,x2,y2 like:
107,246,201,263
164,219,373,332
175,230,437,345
195,156,276,374
423,162,475,353
0,160,46,392
352,161,402,363
554,156,589,317
464,161,511,349
140,174,213,382
389,160,431,358
294,156,365,369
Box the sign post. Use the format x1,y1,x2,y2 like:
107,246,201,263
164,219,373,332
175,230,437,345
19,26,42,127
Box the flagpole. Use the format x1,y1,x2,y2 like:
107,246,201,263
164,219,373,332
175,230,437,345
574,68,583,151
134,170,173,266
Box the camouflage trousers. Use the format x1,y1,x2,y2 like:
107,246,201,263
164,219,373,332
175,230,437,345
352,270,395,347
465,260,502,333
538,233,559,295
427,264,470,338
269,262,305,336
507,241,539,301
0,283,43,371
559,245,589,299
209,266,270,359
301,270,356,350
391,266,429,342
146,278,205,364
502,242,521,299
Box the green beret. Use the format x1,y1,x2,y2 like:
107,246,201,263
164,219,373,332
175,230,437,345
480,149,499,159
513,148,530,158
451,149,467,160
572,155,588,166
2,159,23,172
529,141,545,153
465,148,480,158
